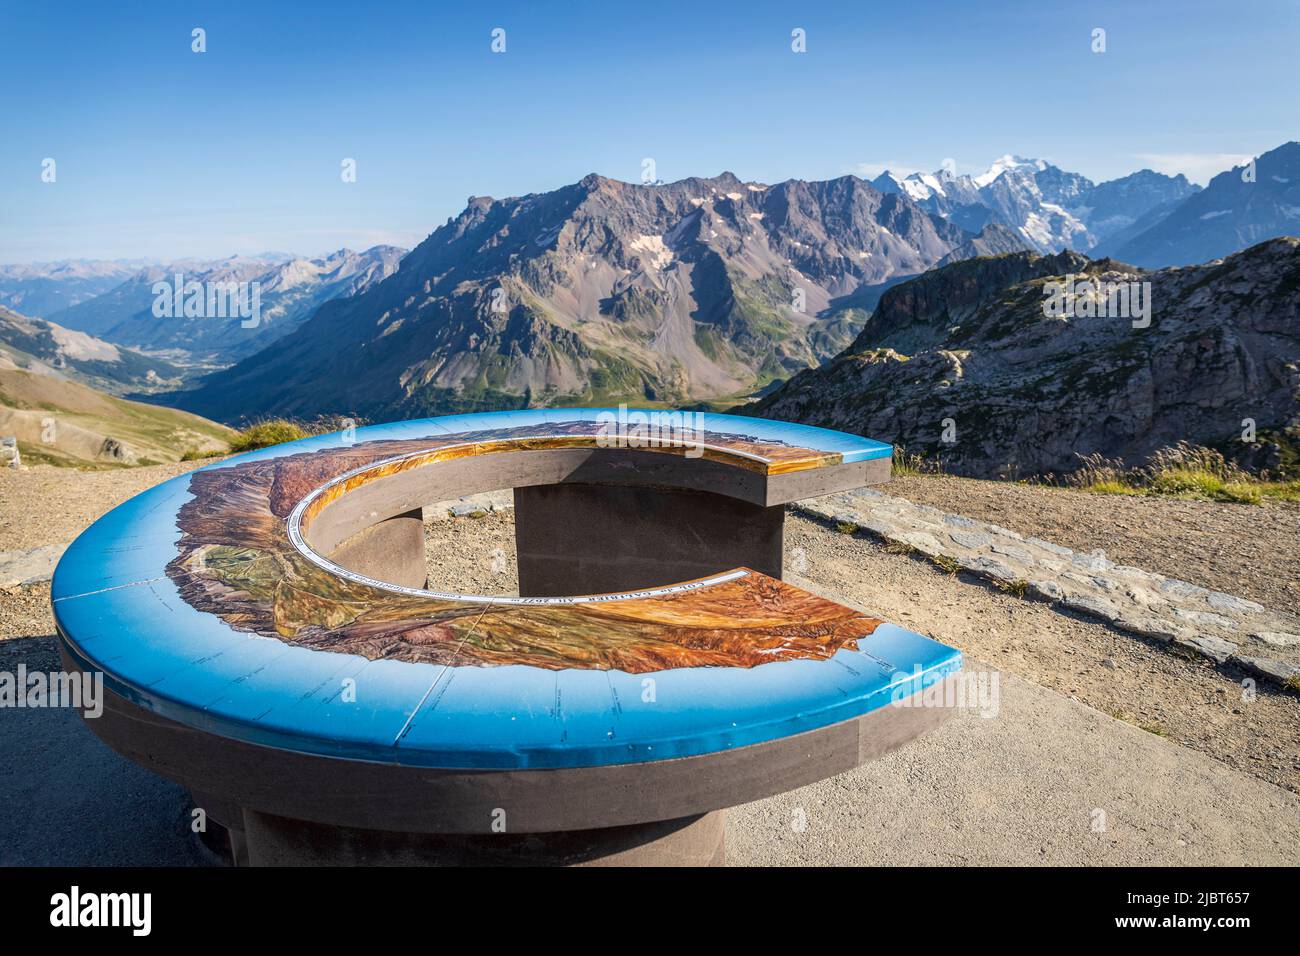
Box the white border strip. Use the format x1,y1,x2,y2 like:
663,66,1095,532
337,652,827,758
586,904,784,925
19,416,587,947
285,439,753,605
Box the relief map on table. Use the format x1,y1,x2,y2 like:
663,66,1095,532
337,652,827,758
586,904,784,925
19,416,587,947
166,421,884,673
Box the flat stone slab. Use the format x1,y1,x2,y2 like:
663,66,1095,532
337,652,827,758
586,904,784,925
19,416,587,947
798,489,1300,690
0,544,65,589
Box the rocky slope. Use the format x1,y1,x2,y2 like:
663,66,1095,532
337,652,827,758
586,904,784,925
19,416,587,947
0,305,185,394
936,223,1030,266
1106,141,1300,268
744,238,1300,478
48,247,404,365
162,172,1007,423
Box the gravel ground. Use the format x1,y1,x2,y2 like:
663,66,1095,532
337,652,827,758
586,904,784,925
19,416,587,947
783,514,1300,795
425,512,520,595
891,474,1300,613
0,460,209,552
1,461,212,641
0,582,52,640
0,635,211,866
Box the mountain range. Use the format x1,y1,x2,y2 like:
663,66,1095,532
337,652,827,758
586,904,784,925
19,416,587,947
162,171,1029,422
5,142,1298,447
870,157,1200,255
1103,141,1300,267
45,247,405,365
0,259,149,318
743,237,1300,478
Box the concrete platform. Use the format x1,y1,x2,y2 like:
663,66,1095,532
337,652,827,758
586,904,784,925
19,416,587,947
730,664,1300,866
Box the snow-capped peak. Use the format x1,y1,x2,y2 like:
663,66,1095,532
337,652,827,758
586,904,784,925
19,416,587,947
915,172,947,197
878,169,948,202
899,177,934,202
973,154,1047,188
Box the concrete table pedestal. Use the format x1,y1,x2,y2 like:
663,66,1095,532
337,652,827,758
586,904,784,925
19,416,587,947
232,809,726,867
514,483,785,596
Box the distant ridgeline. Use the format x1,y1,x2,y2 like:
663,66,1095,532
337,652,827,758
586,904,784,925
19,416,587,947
151,146,1297,426
7,144,1296,460
38,247,406,366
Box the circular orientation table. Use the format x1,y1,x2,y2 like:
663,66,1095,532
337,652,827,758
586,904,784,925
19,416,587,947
53,409,961,865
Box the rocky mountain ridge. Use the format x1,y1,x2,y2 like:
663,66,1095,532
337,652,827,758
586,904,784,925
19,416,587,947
1104,141,1300,267
162,171,1025,422
744,238,1300,478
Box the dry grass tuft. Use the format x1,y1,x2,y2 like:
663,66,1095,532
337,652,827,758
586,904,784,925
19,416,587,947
228,416,365,453
1063,443,1300,505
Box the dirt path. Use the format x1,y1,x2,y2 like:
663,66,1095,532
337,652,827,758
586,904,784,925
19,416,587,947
890,475,1300,613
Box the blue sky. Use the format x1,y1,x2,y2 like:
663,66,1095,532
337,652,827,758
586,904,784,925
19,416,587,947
2,0,1296,262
